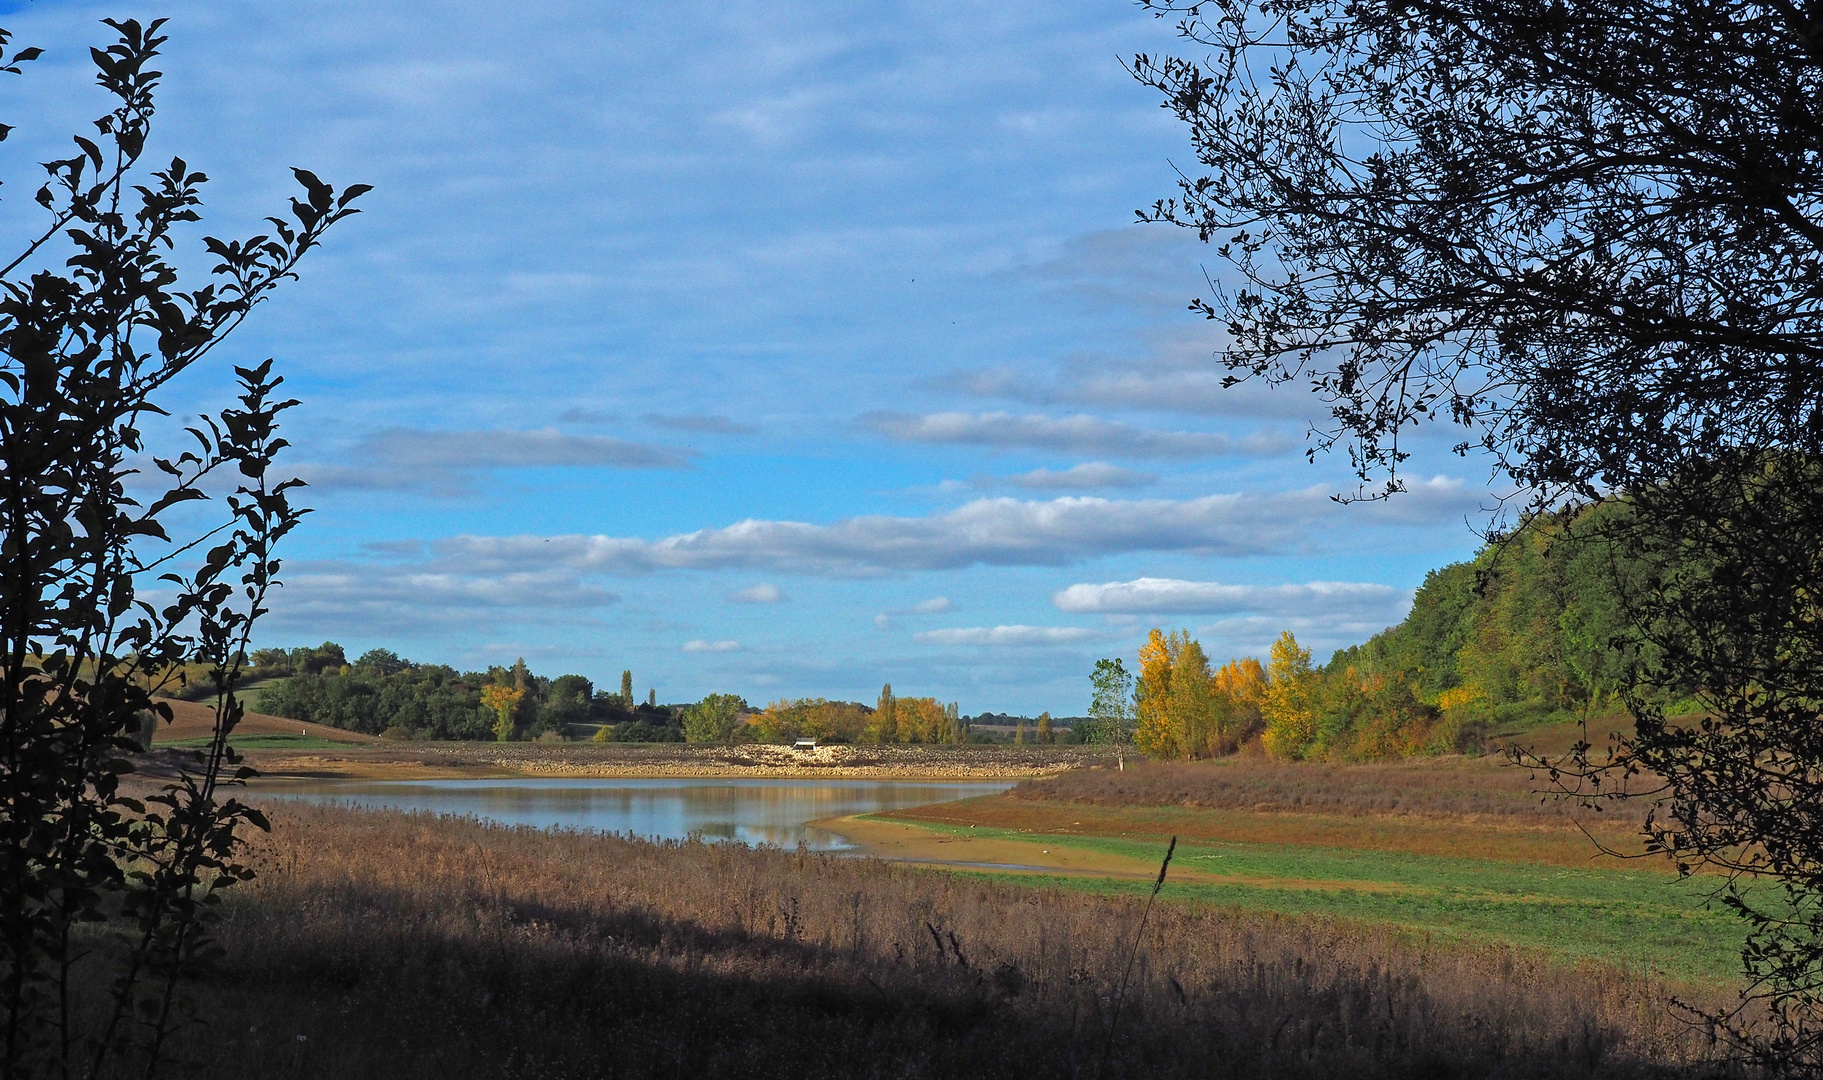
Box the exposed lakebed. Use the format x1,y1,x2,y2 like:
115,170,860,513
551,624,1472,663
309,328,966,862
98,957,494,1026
259,777,1012,850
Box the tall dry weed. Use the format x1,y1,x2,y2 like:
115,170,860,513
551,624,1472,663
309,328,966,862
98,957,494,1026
89,801,1740,1079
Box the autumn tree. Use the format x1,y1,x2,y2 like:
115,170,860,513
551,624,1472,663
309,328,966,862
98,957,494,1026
1212,657,1268,752
481,684,523,743
1035,712,1053,744
1261,633,1317,759
620,669,633,707
1132,629,1184,757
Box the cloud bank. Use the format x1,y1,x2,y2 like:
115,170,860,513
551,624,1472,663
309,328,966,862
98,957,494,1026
433,478,1472,576
914,625,1093,646
301,427,695,494
997,462,1155,491
1052,577,1406,616
861,411,1290,459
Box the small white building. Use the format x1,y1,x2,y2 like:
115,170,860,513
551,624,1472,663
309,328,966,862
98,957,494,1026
793,737,818,751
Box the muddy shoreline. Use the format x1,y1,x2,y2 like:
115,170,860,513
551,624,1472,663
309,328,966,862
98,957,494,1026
237,742,1114,783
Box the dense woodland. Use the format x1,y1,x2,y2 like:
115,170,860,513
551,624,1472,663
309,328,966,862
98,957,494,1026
255,649,682,742
1133,506,1649,761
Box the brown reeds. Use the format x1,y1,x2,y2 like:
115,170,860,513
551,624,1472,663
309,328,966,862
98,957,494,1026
99,801,1734,1079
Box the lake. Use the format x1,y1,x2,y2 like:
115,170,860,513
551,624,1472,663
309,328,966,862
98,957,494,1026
261,777,1012,850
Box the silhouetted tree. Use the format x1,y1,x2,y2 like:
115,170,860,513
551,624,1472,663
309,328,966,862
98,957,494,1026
1135,0,1822,505
1136,0,1823,1063
0,17,362,1076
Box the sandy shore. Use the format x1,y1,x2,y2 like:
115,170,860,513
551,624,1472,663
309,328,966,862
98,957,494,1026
241,742,1115,783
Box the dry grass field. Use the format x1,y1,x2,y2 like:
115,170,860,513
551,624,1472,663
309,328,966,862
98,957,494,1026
118,801,1732,1079
152,698,382,746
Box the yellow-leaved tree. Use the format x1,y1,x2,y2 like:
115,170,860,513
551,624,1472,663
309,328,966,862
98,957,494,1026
1132,628,1184,757
480,684,524,743
1132,630,1272,758
1211,656,1268,754
1166,639,1218,756
1261,631,1317,758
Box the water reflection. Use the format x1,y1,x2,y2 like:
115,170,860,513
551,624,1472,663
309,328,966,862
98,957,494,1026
260,777,1011,850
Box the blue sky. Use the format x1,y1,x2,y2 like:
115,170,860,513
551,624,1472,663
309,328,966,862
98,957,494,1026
4,1,1496,713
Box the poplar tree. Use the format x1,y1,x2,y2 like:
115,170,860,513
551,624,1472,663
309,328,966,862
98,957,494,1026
873,683,898,744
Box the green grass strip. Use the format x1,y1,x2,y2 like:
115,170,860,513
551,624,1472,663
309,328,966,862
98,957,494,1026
880,819,1747,985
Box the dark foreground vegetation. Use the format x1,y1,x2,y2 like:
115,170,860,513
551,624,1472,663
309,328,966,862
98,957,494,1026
76,803,1723,1080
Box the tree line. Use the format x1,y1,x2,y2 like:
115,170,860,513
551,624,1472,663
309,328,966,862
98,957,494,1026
255,647,676,742
255,654,1060,746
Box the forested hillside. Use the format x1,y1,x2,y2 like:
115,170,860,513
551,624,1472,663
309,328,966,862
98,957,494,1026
1129,507,1648,762
256,649,680,742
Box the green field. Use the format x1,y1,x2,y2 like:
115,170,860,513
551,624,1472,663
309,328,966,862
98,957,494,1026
885,820,1745,984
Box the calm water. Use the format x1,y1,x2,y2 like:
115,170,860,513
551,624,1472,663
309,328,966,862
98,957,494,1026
260,777,1011,850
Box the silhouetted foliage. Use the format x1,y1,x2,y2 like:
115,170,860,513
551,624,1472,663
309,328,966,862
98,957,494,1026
0,17,362,1076
1138,0,1823,1064
1135,0,1822,505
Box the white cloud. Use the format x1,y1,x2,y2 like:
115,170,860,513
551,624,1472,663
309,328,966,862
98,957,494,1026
860,411,1291,459
258,480,1470,641
914,625,1093,647
429,478,1476,576
1052,577,1407,616
260,563,620,638
997,462,1155,490
300,427,695,495
729,583,786,603
644,413,758,435
928,327,1327,420
1051,577,1416,658
682,639,743,653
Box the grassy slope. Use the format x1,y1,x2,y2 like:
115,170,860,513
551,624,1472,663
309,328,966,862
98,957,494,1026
151,697,382,746
863,727,1741,987
889,822,1739,984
